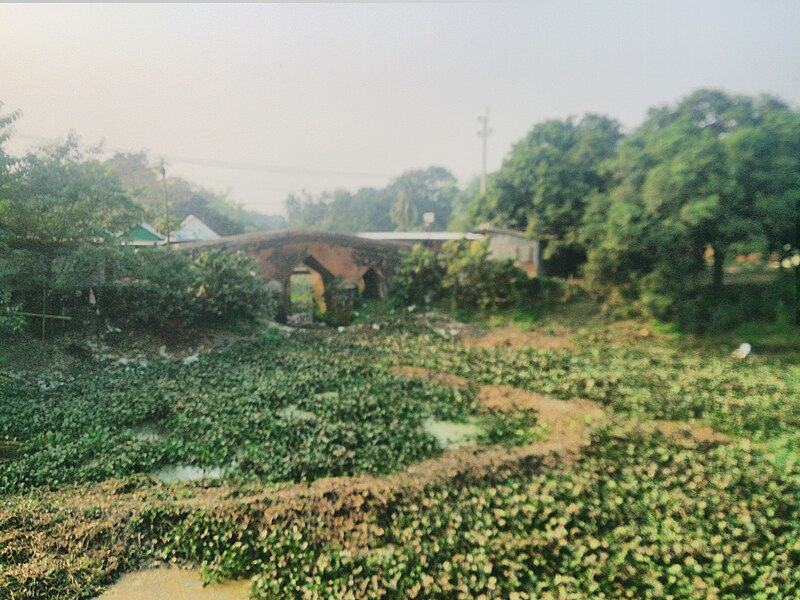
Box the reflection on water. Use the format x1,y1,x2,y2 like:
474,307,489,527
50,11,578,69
153,465,224,484
131,424,164,443
423,418,482,448
98,567,251,599
277,404,316,420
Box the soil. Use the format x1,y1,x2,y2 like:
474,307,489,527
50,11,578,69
390,365,471,388
462,324,575,350
651,420,731,443
478,384,604,421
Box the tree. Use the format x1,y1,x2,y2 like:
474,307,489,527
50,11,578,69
105,152,284,236
389,167,457,231
0,135,141,317
283,167,457,234
390,188,418,231
447,176,489,231
582,89,799,318
486,115,622,275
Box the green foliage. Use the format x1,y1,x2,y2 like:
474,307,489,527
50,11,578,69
135,428,800,599
285,167,457,233
484,114,622,275
670,273,797,334
0,332,478,494
0,289,24,334
325,431,799,599
439,239,530,310
392,240,531,311
2,323,799,598
391,244,445,305
2,135,142,247
478,408,542,447
100,249,275,328
105,152,286,235
374,329,799,443
582,90,799,324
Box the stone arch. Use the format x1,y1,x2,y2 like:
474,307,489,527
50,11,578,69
175,230,407,324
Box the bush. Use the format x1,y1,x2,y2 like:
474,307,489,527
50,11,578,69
439,239,530,310
670,273,797,334
99,248,275,329
391,244,444,306
0,289,24,334
392,240,531,311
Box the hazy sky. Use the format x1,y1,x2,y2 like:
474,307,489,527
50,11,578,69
1,2,799,215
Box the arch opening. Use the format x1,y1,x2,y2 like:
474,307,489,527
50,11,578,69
361,266,385,300
286,255,335,318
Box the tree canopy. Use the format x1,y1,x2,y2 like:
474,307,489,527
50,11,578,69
481,115,622,275
581,89,799,315
104,152,286,236
286,167,458,233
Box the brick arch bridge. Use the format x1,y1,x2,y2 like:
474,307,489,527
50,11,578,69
175,230,408,323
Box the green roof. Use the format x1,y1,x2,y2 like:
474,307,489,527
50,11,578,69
125,224,163,242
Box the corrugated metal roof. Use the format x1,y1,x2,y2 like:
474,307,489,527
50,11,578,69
356,232,484,241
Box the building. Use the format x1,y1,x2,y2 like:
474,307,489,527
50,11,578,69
123,223,165,247
475,226,541,277
172,215,221,243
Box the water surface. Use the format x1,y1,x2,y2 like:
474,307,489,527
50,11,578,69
423,418,482,448
153,465,225,484
98,567,250,599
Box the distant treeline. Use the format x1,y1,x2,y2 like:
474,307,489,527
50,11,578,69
104,151,286,236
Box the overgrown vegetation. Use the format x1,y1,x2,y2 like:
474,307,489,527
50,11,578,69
100,248,275,329
1,86,799,599
392,240,537,311
1,319,799,598
373,328,799,444
235,429,799,598
287,89,799,333
0,331,478,494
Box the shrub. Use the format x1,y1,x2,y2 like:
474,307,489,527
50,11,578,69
391,244,444,306
669,273,797,334
392,240,531,311
99,248,275,329
439,239,530,310
0,289,24,335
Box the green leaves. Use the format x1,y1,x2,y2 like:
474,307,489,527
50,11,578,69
392,239,531,311
0,332,476,494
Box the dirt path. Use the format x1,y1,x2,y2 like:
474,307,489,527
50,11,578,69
391,365,729,451
462,324,576,350
391,365,471,388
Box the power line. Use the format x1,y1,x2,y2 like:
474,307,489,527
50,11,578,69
10,132,395,180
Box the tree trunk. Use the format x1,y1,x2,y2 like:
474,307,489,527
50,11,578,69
713,247,725,287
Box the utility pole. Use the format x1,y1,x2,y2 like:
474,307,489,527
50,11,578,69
477,107,492,194
160,160,170,247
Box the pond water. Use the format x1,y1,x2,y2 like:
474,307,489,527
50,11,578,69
423,417,482,449
131,424,164,443
277,404,316,420
153,465,225,484
98,567,251,599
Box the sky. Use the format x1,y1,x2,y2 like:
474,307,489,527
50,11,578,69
1,1,799,216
